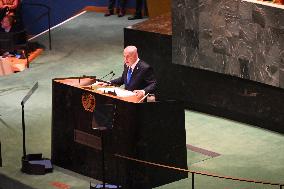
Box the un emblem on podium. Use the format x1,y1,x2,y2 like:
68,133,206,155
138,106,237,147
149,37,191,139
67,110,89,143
81,93,96,112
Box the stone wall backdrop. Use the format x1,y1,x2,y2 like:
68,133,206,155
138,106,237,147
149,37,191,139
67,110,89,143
173,0,284,88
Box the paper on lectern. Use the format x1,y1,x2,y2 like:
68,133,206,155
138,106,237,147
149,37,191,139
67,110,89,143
97,87,135,97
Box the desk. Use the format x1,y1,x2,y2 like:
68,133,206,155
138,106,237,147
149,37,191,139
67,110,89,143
1,57,27,73
0,49,43,76
52,77,188,188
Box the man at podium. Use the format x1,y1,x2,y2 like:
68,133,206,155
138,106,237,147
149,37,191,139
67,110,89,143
110,46,157,98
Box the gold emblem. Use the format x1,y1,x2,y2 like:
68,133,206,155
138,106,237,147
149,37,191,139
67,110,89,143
81,93,96,112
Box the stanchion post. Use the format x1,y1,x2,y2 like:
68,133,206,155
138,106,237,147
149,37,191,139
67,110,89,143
47,9,52,50
192,172,195,189
101,128,106,189
115,154,120,188
25,48,29,68
91,127,120,189
0,141,2,167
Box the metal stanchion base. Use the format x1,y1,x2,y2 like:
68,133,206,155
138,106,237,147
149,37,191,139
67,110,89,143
90,182,121,189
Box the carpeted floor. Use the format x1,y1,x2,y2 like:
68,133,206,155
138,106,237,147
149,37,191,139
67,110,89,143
0,11,283,189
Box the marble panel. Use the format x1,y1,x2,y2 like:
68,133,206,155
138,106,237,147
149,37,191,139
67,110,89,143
173,0,284,88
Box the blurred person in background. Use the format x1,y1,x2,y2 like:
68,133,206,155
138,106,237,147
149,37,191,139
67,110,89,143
0,0,19,20
105,0,127,17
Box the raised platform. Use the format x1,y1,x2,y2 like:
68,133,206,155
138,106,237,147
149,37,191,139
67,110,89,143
124,13,284,134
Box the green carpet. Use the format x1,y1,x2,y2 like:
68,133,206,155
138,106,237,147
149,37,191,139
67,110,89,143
0,11,284,189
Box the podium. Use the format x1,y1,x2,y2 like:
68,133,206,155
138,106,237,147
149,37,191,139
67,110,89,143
51,77,188,188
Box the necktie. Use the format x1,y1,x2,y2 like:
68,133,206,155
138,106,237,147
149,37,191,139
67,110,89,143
127,67,132,84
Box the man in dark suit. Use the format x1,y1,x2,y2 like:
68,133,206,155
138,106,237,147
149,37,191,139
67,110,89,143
110,46,157,98
104,0,127,17
0,15,26,56
0,15,16,32
128,0,143,20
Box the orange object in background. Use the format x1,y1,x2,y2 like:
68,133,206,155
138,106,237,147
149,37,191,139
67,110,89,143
50,182,70,189
0,60,14,76
274,0,284,4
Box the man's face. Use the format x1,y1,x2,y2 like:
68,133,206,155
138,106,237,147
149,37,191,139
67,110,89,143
1,17,11,29
124,51,137,67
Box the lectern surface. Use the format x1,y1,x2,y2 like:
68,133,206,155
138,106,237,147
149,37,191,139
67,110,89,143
55,78,142,103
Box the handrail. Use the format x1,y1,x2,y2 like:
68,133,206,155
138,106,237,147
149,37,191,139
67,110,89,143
24,12,48,30
115,154,284,189
21,3,52,50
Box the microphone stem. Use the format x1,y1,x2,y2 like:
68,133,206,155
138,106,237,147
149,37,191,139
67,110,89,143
109,73,115,81
138,93,149,103
99,71,113,80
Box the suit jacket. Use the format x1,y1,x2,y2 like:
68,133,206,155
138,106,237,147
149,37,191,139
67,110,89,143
111,60,157,94
0,25,19,33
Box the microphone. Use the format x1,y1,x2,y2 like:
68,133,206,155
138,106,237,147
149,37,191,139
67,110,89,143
109,72,115,81
99,71,114,80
